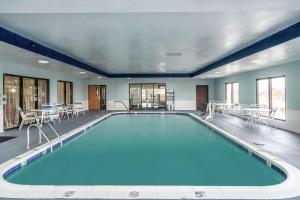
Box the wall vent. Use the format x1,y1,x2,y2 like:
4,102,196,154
166,52,183,56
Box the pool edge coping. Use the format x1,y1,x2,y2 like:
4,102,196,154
0,111,299,199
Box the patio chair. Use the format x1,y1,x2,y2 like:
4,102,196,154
72,102,87,117
17,106,37,131
41,104,60,124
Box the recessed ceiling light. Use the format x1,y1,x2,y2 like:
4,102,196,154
214,71,221,74
97,76,102,79
79,71,86,74
38,60,49,64
201,76,206,79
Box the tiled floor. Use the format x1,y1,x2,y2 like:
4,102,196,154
0,110,300,200
208,113,300,169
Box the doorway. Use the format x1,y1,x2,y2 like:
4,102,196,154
3,74,49,130
57,81,73,105
129,83,166,110
196,85,208,111
88,85,106,110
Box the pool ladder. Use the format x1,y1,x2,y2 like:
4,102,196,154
114,100,130,113
26,122,63,152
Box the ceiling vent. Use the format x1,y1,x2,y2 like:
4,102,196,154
166,52,183,56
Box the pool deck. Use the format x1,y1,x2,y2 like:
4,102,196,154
0,110,300,200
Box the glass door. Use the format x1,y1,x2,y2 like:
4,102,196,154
3,75,49,130
4,75,20,129
142,84,154,109
129,83,166,110
154,84,166,109
38,79,49,108
57,81,65,105
22,77,37,114
129,84,142,110
66,82,73,105
100,85,106,110
57,81,73,105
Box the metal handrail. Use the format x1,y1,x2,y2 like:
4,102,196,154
27,124,53,152
44,121,63,147
114,100,130,112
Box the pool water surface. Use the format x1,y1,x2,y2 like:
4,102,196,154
6,114,285,186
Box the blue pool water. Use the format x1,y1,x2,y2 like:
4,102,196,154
6,114,286,186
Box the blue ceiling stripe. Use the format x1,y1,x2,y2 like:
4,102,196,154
0,27,110,77
111,73,192,78
191,21,300,76
1,21,300,78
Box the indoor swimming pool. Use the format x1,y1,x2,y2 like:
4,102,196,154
5,113,286,186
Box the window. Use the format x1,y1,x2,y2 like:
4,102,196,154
3,74,49,130
129,83,166,110
225,82,239,104
57,81,73,105
256,76,286,120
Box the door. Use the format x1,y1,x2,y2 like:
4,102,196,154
4,75,20,129
57,81,73,106
196,85,208,111
3,74,49,130
99,85,106,110
88,85,100,110
38,79,49,108
22,77,37,113
65,82,73,105
142,84,154,109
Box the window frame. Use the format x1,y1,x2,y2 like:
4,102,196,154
3,73,50,130
225,82,239,104
57,80,73,105
129,83,166,110
256,75,286,121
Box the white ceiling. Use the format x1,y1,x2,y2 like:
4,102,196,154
1,0,300,13
198,37,300,78
0,42,101,79
0,0,300,77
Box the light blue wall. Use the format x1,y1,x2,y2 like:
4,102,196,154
214,60,300,133
0,61,87,132
0,62,86,103
214,60,300,110
84,78,215,110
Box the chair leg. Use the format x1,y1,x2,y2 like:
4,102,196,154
19,120,24,132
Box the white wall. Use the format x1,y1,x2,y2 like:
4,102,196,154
84,78,215,110
0,62,86,132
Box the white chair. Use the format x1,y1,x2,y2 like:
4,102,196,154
56,104,65,117
268,107,279,128
41,105,60,124
65,105,74,119
17,107,37,131
72,102,86,117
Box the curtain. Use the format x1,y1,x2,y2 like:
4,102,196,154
4,75,20,129
38,79,48,108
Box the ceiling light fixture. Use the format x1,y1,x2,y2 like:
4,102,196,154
79,71,86,74
127,78,131,80
97,76,102,79
201,76,206,79
38,60,49,64
214,71,221,74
